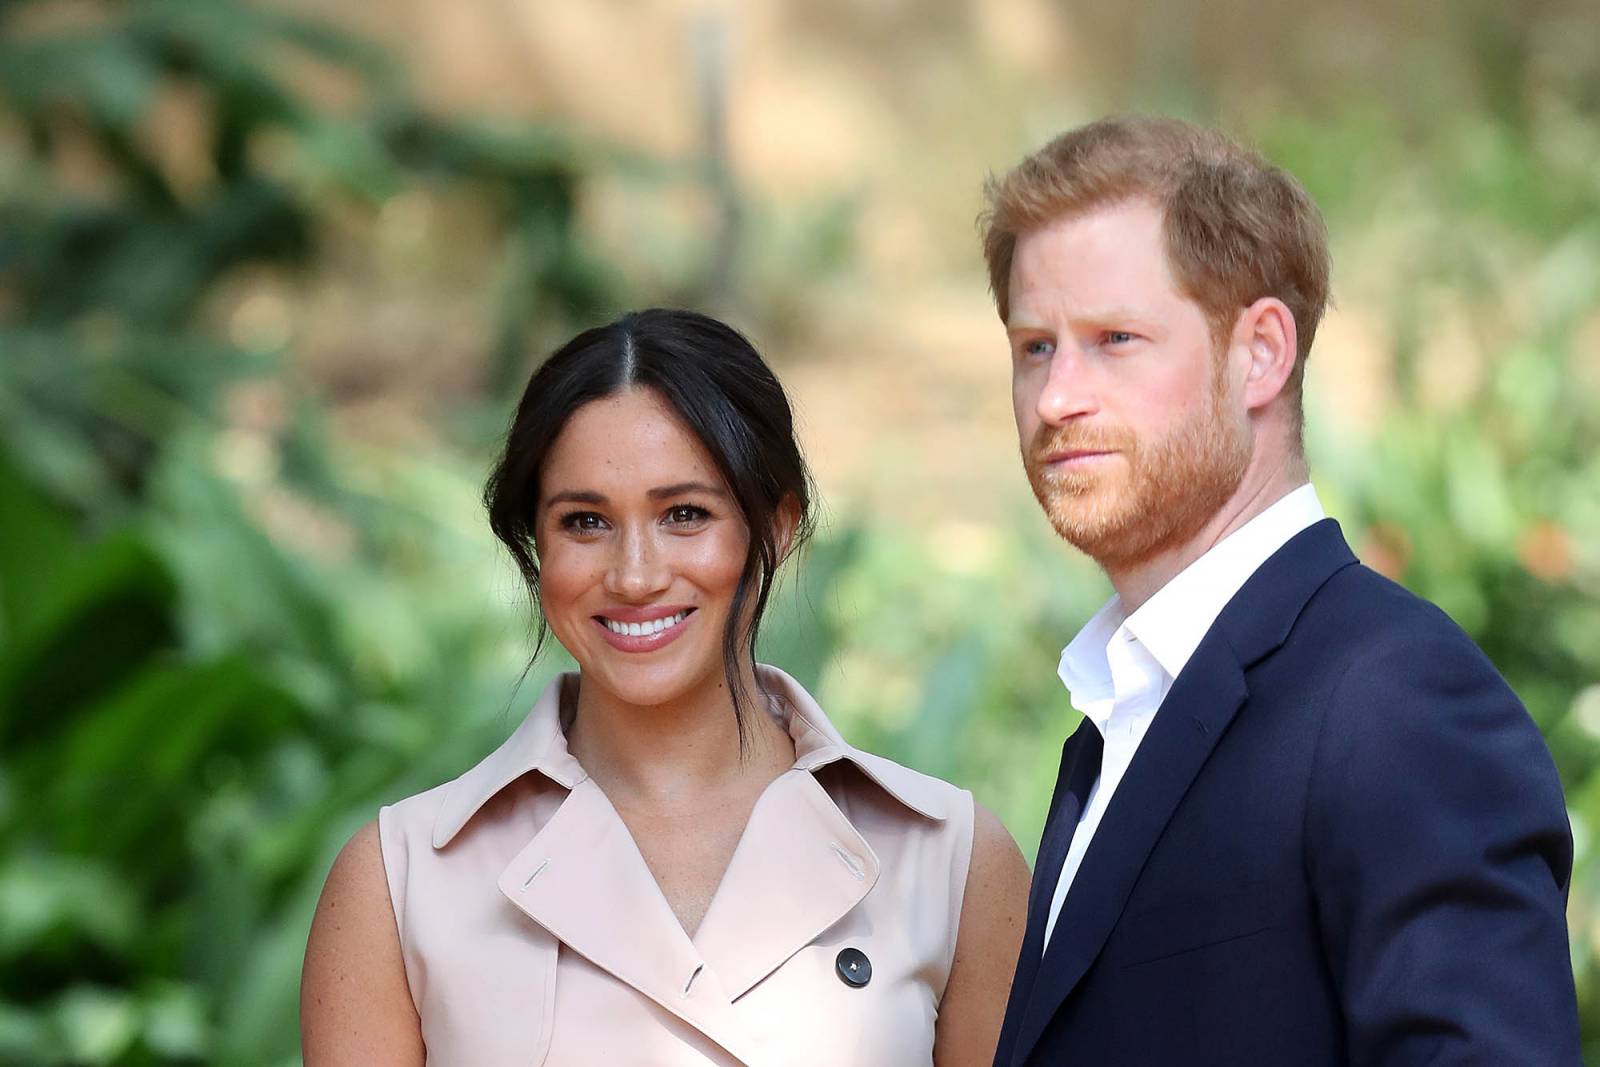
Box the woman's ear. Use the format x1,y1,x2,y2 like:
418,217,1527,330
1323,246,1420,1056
772,493,803,563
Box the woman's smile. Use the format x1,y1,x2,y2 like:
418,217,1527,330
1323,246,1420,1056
593,606,697,652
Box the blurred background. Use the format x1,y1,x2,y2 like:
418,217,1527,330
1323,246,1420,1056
1,0,1597,1062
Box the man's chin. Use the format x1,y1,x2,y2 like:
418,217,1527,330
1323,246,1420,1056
1043,503,1136,558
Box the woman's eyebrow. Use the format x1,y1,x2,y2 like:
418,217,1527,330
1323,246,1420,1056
543,489,607,508
648,481,727,500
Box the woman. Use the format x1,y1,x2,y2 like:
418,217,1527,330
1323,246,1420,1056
301,309,1031,1065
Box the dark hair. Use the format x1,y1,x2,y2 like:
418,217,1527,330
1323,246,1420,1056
484,307,815,742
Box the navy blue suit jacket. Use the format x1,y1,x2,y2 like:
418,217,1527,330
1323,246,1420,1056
994,519,1578,1066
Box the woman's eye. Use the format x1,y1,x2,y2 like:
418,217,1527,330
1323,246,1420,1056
665,505,710,526
559,511,607,533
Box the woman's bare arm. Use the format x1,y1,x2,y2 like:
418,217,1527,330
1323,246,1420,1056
301,820,426,1066
933,802,1032,1066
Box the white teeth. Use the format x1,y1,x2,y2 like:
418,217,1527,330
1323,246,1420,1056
603,611,687,638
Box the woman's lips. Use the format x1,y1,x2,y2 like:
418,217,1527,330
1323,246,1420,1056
592,607,696,653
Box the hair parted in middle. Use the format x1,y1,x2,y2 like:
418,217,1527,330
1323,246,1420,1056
483,307,815,745
980,115,1331,411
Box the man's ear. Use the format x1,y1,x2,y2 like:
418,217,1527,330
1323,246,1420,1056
1233,296,1299,411
772,493,803,563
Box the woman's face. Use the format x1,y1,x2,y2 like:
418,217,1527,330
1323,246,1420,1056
536,387,750,711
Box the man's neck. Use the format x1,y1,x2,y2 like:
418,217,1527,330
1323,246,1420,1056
1105,455,1308,613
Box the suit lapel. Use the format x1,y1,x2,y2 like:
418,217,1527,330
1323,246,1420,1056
1009,642,1248,1067
995,719,1102,1065
1021,721,1102,956
1006,519,1359,1066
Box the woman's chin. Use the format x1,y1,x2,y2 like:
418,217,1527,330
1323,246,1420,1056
578,656,723,711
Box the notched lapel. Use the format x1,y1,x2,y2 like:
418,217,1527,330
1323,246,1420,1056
1011,640,1249,1067
1006,520,1359,1066
693,769,880,1000
497,779,764,1065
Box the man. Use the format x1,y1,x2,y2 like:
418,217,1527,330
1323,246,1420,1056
983,117,1579,1065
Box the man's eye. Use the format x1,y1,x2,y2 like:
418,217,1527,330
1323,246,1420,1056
1023,339,1055,360
1105,330,1136,345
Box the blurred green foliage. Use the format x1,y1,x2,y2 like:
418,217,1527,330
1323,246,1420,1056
1,1,1597,1065
0,1,621,1062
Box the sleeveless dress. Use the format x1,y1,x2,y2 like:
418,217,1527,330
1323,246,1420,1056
377,665,976,1066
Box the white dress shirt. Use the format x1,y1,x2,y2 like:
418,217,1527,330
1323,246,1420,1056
1040,483,1326,951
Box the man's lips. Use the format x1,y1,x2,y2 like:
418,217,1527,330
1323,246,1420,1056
1042,448,1118,464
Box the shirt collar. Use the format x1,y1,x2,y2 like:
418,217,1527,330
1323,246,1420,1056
432,664,947,848
1057,595,1127,712
1125,483,1324,680
1057,484,1324,708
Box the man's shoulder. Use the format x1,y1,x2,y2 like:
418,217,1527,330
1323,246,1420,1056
1282,561,1542,754
1242,556,1527,733
1294,559,1487,665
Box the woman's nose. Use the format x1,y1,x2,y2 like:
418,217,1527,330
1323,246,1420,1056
602,529,672,600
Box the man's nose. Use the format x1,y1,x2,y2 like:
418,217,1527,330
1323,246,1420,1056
602,528,672,600
1036,344,1099,426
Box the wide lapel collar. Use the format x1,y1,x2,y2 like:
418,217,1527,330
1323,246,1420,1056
498,778,765,1065
692,768,880,1001
1008,519,1358,1067
763,665,952,821
693,665,959,1000
691,666,906,1001
432,674,584,849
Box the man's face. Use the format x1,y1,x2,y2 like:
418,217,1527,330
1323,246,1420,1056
1007,199,1252,568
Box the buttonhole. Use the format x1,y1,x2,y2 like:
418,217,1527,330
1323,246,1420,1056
681,963,704,999
521,858,550,889
830,842,866,880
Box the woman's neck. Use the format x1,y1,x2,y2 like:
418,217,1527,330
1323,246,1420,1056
564,664,795,813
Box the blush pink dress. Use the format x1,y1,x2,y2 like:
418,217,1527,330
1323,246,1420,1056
377,665,976,1066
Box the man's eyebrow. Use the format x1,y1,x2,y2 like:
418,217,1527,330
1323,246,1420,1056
1008,307,1152,332
1005,312,1050,333
543,489,606,508
648,481,727,500
1081,306,1150,326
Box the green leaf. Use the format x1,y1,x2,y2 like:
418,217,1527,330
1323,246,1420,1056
0,530,178,752
0,448,77,649
0,852,140,962
39,656,301,871
54,985,138,1065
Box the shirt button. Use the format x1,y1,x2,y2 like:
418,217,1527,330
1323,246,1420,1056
835,947,871,988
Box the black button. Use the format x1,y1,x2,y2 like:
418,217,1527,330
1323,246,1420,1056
835,947,871,987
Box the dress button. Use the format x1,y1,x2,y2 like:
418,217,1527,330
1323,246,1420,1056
835,947,871,988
